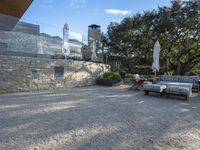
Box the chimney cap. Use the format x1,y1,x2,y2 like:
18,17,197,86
89,24,100,28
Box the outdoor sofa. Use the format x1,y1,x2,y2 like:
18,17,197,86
158,75,199,92
143,83,192,101
143,75,199,101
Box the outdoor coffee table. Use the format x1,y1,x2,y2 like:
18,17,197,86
130,78,147,90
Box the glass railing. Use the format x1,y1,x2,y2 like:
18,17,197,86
0,13,104,62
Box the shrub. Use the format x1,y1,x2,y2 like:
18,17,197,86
111,63,120,72
124,68,129,73
125,73,133,78
103,72,121,81
164,71,174,76
119,71,126,79
140,75,154,79
119,68,130,79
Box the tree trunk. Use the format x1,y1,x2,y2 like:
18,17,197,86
127,60,132,72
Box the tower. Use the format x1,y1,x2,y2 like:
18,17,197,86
63,23,70,58
88,24,101,61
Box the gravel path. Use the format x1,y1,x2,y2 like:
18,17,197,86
0,85,200,150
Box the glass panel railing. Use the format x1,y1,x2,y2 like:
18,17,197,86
0,14,103,62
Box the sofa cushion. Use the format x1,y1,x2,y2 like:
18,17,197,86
143,84,166,92
157,81,193,94
166,86,191,96
178,76,199,83
160,75,179,82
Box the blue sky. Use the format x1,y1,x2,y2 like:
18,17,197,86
22,0,171,40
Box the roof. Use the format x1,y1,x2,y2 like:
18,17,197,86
89,24,101,28
0,0,33,31
64,23,69,30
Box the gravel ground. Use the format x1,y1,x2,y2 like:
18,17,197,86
0,85,200,150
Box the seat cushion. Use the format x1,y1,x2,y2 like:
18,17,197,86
143,84,166,92
166,86,191,96
157,81,193,94
178,76,199,83
160,75,179,82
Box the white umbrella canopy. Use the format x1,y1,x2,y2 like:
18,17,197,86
152,40,161,78
62,40,70,59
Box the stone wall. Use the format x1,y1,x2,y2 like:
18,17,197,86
0,55,110,93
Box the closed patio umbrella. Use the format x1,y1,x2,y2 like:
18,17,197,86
62,42,70,59
152,40,161,80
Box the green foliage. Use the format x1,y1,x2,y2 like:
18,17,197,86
103,1,200,75
125,73,133,78
140,75,154,79
103,72,121,81
124,68,129,73
119,70,126,79
164,71,174,76
189,64,200,75
119,67,130,79
111,62,120,72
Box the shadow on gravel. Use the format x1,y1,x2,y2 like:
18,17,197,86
1,86,200,149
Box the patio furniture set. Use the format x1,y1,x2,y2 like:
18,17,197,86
131,75,200,101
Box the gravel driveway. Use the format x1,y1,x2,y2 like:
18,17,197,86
0,85,200,150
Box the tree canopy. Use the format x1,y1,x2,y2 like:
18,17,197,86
103,0,200,75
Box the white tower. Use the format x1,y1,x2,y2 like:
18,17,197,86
63,23,70,59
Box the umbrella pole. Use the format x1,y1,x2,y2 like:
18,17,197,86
154,70,157,82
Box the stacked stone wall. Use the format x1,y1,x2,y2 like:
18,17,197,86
0,55,110,93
